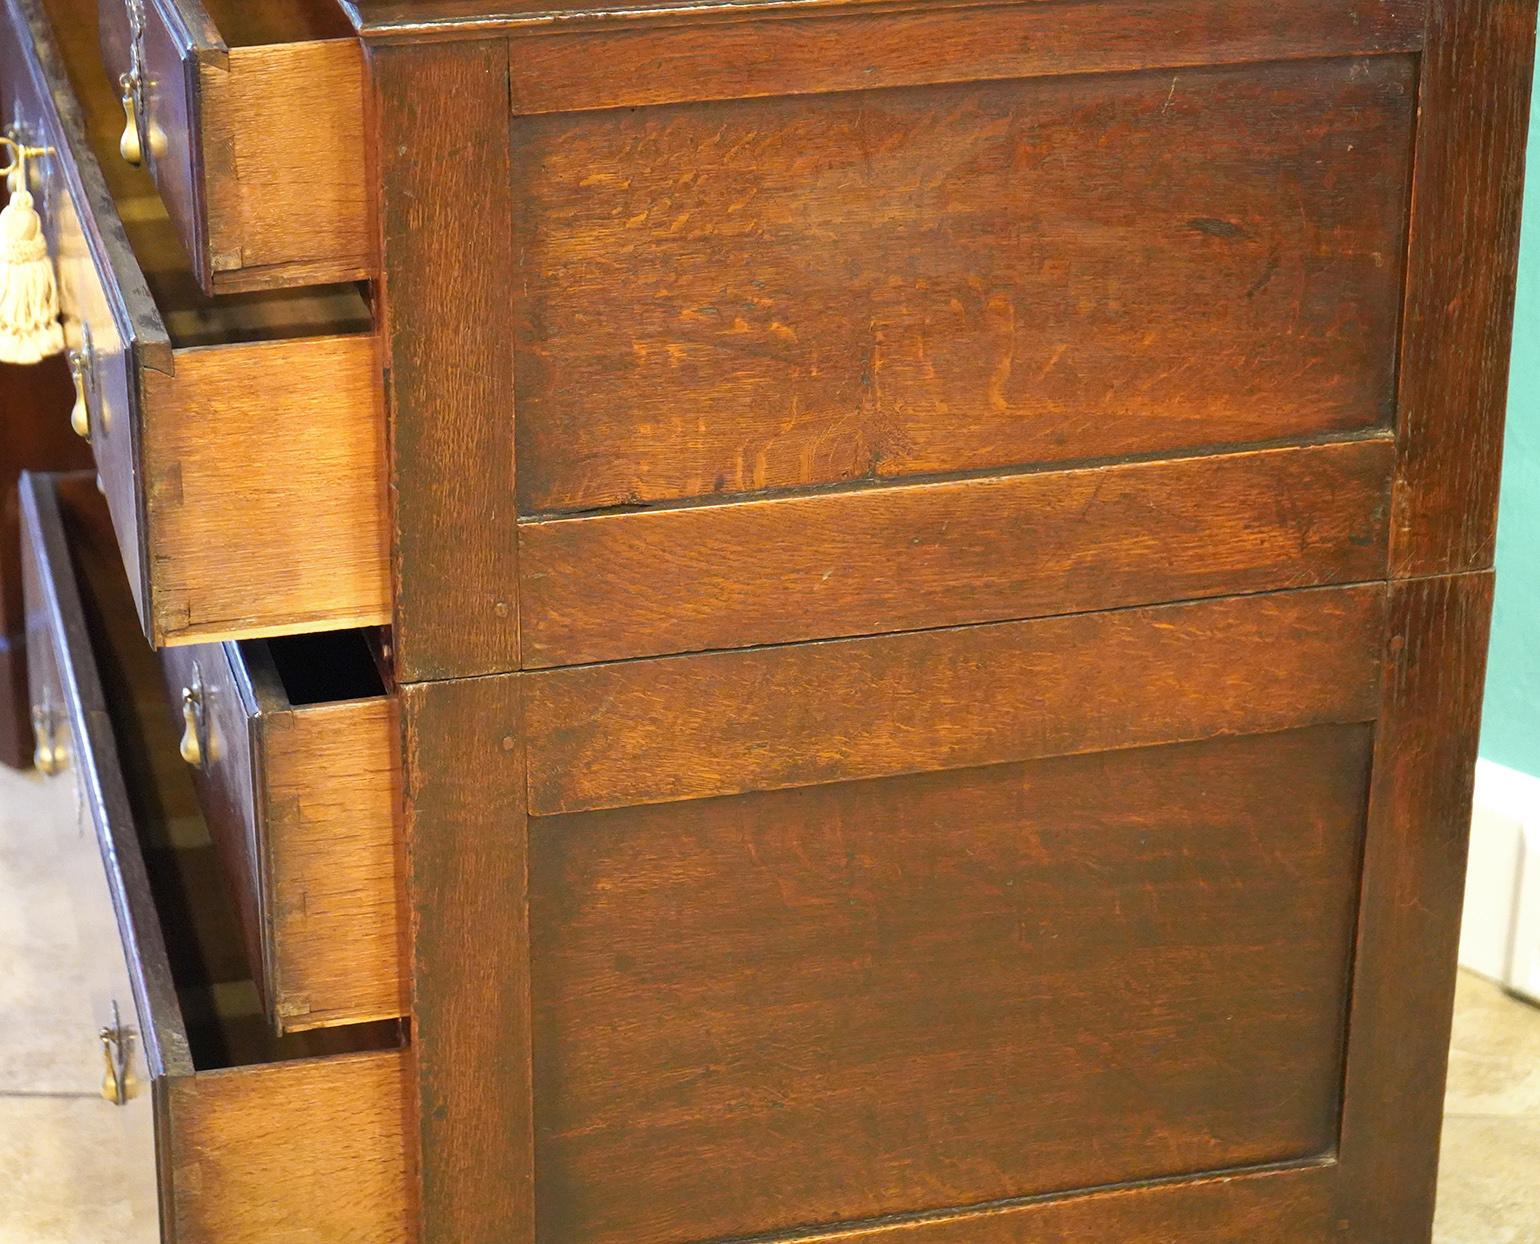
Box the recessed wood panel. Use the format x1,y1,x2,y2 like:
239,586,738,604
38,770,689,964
519,438,1393,666
513,55,1415,513
525,584,1385,814
530,725,1371,1244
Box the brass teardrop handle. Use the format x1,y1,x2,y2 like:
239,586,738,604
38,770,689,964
99,1028,125,1104
179,683,203,767
118,73,142,166
30,703,64,775
67,343,90,440
99,1002,131,1106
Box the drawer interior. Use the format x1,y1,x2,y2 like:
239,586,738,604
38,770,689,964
255,626,389,709
199,0,355,47
61,473,399,1071
45,0,370,344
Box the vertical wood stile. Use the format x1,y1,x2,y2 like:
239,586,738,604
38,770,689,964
367,33,532,1244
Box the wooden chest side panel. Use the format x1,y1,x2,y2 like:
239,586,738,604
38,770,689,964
525,583,1385,815
512,55,1415,514
519,438,1393,667
529,724,1371,1244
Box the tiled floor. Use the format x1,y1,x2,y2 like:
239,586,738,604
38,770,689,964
2,761,1538,1241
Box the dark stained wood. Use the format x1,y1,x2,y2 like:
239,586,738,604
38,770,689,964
370,39,519,681
520,438,1394,666
505,0,1426,114
779,1161,1336,1242
156,639,270,1005
345,0,1422,45
402,672,534,1244
339,3,1527,1241
531,724,1371,1244
0,356,88,768
1391,0,1538,577
526,584,1386,814
1336,572,1496,1240
512,55,1414,514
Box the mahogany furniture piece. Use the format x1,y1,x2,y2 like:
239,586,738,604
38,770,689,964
5,0,1536,1240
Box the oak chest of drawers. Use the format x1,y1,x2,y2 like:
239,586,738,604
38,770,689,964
3,0,1535,1240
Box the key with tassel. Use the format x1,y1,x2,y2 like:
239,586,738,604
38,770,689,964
0,134,63,365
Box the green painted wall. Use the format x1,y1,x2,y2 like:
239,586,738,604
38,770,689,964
1481,47,1540,778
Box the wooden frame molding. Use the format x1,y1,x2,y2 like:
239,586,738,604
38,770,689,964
370,38,520,683
400,674,534,1243
502,0,1425,115
1392,0,1539,577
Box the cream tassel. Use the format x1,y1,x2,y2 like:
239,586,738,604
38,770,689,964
0,183,65,365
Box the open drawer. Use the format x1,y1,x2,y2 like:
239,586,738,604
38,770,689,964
159,626,405,1033
95,0,369,293
19,471,410,1244
2,0,389,648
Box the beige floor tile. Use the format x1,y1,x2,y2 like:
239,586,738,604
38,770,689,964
1434,1114,1540,1244
0,1094,159,1244
1444,970,1540,1118
0,769,107,1095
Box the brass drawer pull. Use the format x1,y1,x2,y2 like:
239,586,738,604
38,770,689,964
30,702,65,775
179,678,205,767
117,1,155,168
118,74,142,166
67,326,94,441
98,1002,133,1106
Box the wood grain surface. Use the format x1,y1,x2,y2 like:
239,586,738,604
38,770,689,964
263,696,405,1031
372,38,520,681
520,438,1394,666
506,0,1426,114
201,40,373,291
141,334,389,645
513,55,1413,514
1391,0,1538,577
402,671,534,1243
531,724,1371,1244
526,584,1386,814
347,0,1423,44
164,1051,411,1244
1336,572,1496,1239
777,1160,1336,1243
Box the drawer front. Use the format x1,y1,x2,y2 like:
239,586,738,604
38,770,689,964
20,480,161,1242
20,471,410,1244
158,634,405,1033
3,0,389,648
95,0,370,293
